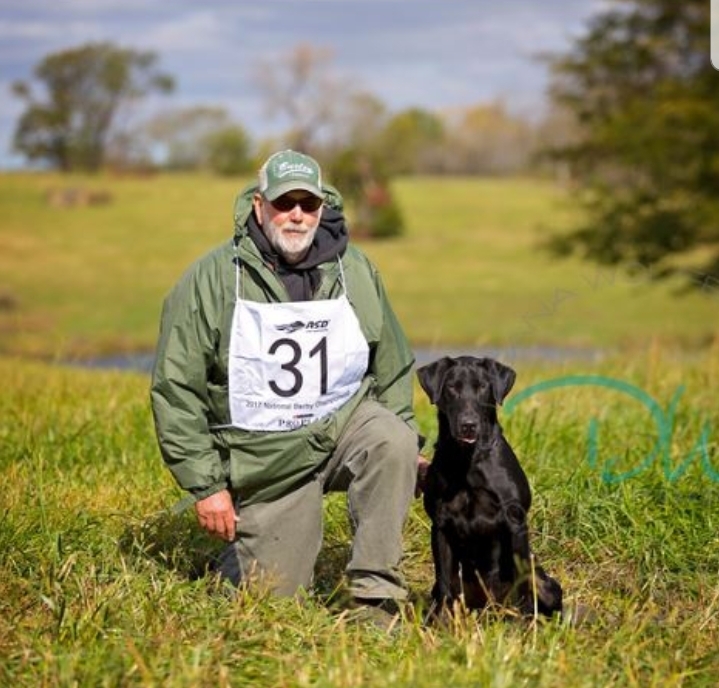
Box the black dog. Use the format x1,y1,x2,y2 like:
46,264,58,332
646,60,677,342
417,356,563,618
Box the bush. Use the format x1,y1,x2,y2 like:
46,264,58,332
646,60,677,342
365,193,405,239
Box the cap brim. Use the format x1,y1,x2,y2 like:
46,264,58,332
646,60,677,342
263,181,323,201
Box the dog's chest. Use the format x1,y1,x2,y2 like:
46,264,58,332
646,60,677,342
435,485,504,539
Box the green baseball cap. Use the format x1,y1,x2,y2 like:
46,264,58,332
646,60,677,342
258,149,323,201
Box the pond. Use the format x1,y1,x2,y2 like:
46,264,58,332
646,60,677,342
69,345,605,374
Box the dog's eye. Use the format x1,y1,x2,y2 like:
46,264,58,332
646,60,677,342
446,384,461,397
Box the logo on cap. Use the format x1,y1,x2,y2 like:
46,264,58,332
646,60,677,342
275,161,315,179
259,150,322,200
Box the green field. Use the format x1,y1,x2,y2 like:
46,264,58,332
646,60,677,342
1,172,717,358
1,172,718,685
2,352,718,686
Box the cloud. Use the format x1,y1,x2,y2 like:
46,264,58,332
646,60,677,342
132,11,234,54
0,0,603,166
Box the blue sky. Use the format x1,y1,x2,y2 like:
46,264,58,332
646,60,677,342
0,0,606,168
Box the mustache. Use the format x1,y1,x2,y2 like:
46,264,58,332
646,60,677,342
276,223,316,232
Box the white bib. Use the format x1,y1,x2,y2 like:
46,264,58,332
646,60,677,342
227,259,369,432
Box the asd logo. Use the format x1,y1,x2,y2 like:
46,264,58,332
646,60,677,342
504,375,718,484
276,321,305,334
305,320,329,331
275,319,330,334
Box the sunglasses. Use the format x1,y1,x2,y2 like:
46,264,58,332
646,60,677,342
269,194,323,213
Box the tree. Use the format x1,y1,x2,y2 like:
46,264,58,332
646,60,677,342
532,102,583,184
544,0,719,279
11,42,174,171
204,126,252,176
327,148,405,239
253,43,356,151
145,107,235,170
321,91,390,159
442,102,534,175
376,108,445,175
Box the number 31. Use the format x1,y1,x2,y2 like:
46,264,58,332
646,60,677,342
268,337,328,397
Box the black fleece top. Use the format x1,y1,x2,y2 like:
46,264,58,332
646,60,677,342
246,207,349,301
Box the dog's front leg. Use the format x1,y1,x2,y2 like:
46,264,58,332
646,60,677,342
505,501,562,617
504,500,536,612
431,525,460,612
505,500,531,558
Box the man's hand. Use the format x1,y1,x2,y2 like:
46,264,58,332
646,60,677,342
194,489,237,541
415,455,430,497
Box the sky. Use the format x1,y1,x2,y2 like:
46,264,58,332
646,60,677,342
0,0,607,168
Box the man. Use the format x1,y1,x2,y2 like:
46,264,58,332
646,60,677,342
151,150,422,617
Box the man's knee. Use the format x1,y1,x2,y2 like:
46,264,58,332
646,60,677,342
217,482,323,596
359,407,417,476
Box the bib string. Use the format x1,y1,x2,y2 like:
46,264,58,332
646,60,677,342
233,243,243,301
233,242,348,303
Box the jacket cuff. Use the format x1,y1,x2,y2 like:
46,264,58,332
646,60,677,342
188,482,229,502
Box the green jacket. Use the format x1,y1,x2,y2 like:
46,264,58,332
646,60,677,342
150,184,418,505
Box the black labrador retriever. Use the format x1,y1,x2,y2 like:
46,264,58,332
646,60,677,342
417,355,563,619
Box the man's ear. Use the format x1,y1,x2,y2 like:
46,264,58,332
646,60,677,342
252,193,264,223
416,357,456,404
485,359,516,405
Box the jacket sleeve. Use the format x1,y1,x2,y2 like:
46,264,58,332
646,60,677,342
368,266,419,435
150,263,228,501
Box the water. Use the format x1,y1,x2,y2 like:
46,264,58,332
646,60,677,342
68,345,604,374
413,345,604,367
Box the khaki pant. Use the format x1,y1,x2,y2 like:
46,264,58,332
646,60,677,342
215,400,418,600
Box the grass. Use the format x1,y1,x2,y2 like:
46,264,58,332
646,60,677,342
2,172,719,684
0,172,240,358
0,172,717,359
2,349,718,686
380,177,718,350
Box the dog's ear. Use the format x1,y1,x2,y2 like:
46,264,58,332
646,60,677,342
416,357,456,404
485,359,516,404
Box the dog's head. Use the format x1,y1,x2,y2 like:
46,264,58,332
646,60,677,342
416,356,516,445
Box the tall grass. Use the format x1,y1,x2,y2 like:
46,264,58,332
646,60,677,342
2,350,718,686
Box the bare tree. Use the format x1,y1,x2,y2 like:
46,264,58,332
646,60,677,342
442,101,535,175
253,43,355,151
145,106,232,169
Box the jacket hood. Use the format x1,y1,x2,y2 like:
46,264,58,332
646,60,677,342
233,181,345,236
246,206,348,272
233,181,349,300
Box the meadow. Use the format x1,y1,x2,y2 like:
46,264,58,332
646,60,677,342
1,172,718,686
1,172,717,358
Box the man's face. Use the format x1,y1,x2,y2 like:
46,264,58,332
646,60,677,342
253,190,323,264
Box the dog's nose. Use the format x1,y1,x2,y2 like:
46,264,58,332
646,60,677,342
459,422,477,437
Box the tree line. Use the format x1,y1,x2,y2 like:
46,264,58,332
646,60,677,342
10,42,560,179
9,0,718,278
9,42,569,240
